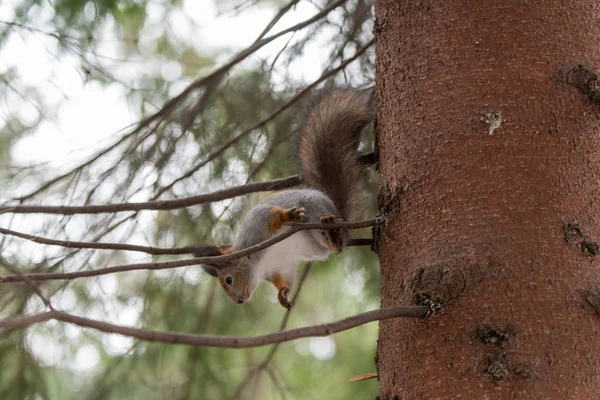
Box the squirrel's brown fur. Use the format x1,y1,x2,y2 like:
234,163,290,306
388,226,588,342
298,91,371,221
203,90,373,308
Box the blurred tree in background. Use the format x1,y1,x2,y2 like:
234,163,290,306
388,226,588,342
0,0,377,399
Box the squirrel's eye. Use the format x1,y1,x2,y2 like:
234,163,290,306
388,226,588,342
225,275,233,285
321,231,326,237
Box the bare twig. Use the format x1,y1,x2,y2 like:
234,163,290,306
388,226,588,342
15,125,140,201
348,372,378,383
0,306,429,347
180,73,222,133
0,219,380,283
265,367,288,400
253,0,301,44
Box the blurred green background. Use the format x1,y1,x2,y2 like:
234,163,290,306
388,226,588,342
0,0,378,398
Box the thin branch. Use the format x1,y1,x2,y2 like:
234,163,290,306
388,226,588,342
0,219,381,283
0,175,302,215
43,211,143,273
0,311,55,333
0,306,429,347
269,32,296,72
0,152,373,215
152,38,375,198
180,73,222,134
0,227,221,255
265,367,287,400
0,256,53,309
348,372,378,383
0,153,374,216
0,227,372,255
14,124,141,201
253,0,301,44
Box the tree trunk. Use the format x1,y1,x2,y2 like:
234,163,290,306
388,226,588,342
374,1,600,398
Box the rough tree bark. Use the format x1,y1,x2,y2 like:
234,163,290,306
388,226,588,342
374,1,600,398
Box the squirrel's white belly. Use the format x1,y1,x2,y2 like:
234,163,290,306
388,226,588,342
258,231,330,276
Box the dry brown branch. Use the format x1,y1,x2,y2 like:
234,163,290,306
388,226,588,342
0,152,373,215
0,226,372,255
0,175,303,215
348,372,378,383
0,227,372,255
0,305,429,348
0,311,55,332
0,218,380,283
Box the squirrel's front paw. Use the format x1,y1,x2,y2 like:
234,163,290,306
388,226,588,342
278,287,292,310
285,207,306,223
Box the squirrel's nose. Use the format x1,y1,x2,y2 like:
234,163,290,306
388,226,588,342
236,298,244,304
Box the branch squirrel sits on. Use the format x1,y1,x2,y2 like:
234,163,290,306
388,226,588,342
202,91,372,309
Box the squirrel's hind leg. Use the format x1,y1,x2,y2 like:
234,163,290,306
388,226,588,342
269,271,296,310
320,215,344,254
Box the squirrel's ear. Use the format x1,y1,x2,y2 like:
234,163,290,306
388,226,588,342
202,260,239,277
213,258,240,268
202,265,219,277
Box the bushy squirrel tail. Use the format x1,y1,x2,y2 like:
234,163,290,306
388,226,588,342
297,91,372,221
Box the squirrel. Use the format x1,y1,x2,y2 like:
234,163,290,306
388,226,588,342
202,91,372,309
